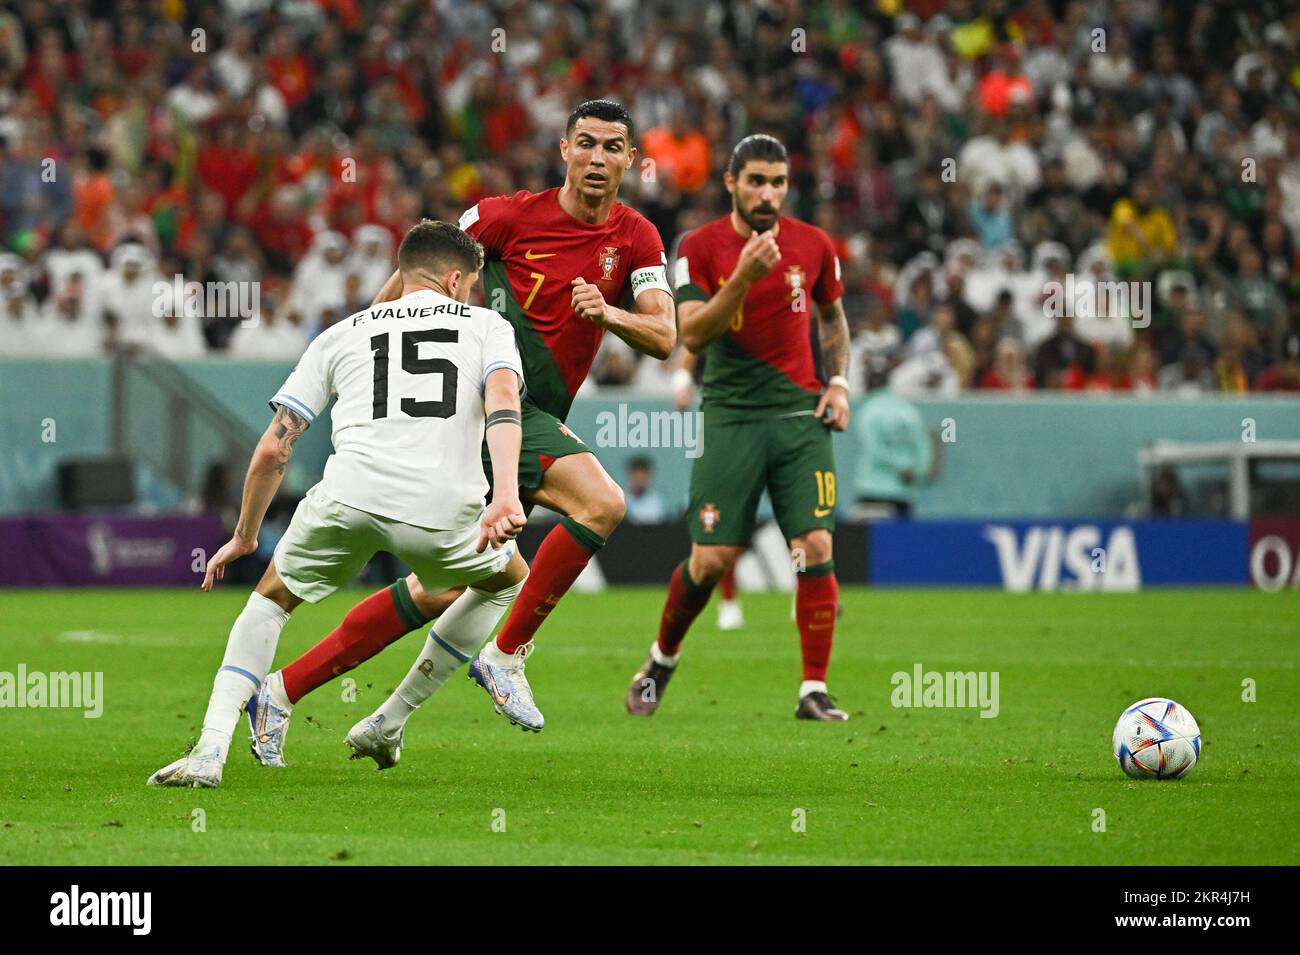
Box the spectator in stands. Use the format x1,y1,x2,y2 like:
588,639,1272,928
1107,178,1177,278
642,112,711,194
1217,312,1266,389
37,269,102,357
100,242,160,350
0,253,39,356
977,44,1033,118
229,300,309,362
151,303,208,361
1159,306,1218,368
345,224,396,302
1255,328,1300,392
288,230,349,335
979,337,1034,392
968,181,1014,250
0,0,1293,395
895,269,936,342
1229,246,1287,351
1034,313,1096,389
848,294,901,394
1158,341,1216,395
624,456,668,524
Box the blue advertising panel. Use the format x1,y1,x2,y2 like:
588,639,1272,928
869,520,1249,589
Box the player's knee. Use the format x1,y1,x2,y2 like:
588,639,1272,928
588,477,626,529
255,564,301,613
791,530,833,567
410,577,462,619
691,547,737,586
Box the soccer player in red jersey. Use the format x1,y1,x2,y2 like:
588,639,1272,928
626,134,854,721
246,101,674,747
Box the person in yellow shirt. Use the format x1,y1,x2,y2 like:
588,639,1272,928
1107,179,1177,277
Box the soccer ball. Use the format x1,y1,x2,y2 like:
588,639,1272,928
1112,698,1202,780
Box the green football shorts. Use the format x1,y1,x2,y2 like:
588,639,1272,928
687,410,837,546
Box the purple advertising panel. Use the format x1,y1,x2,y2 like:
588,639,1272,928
0,515,223,587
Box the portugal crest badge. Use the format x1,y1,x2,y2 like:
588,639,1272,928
599,246,621,281
785,265,806,296
699,503,720,533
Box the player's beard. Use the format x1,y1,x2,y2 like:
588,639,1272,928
739,201,779,234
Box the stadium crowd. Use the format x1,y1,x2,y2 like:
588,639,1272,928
1,0,1299,394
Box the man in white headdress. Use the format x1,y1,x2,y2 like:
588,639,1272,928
101,242,163,350
288,230,349,335
0,254,42,357
345,224,396,301
964,240,1026,315
42,222,106,321
230,303,311,362
37,269,103,358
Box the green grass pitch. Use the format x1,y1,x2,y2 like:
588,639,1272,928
1,587,1296,865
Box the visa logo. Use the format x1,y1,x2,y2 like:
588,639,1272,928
983,525,1141,592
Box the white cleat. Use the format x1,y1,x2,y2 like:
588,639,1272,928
717,598,745,631
248,671,292,767
147,747,224,788
345,714,403,770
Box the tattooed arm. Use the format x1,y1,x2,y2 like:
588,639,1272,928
202,403,310,590
813,297,851,431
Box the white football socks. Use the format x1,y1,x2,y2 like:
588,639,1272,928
799,680,828,699
375,578,524,732
196,593,290,762
650,640,679,667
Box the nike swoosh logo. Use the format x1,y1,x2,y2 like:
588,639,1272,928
814,507,833,517
524,250,556,260
487,672,511,706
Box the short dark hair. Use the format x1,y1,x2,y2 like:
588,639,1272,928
566,99,634,142
398,220,483,277
727,134,789,178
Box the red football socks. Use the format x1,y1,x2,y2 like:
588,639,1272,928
656,560,714,657
280,579,430,704
795,562,838,682
718,561,737,601
494,518,605,655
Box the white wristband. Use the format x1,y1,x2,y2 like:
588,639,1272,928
828,375,850,392
671,368,694,392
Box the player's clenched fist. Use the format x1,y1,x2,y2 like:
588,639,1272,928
571,277,608,325
814,381,851,432
477,496,527,553
733,230,781,284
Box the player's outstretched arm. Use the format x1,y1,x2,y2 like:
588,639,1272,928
679,230,780,353
478,368,527,553
813,297,851,432
571,280,676,359
202,404,309,590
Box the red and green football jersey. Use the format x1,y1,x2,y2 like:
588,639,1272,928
459,189,669,420
675,215,843,421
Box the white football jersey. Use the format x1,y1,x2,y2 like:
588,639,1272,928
271,288,524,530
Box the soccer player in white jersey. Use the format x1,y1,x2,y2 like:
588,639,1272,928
149,220,530,788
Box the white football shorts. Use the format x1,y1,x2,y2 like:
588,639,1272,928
274,484,514,603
